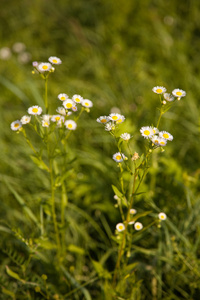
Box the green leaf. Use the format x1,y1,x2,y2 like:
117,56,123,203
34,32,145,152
6,266,25,284
112,185,127,206
1,286,16,298
67,244,85,255
30,155,50,172
92,260,111,280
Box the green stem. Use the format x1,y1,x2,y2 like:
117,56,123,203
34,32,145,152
44,77,48,114
112,172,137,286
156,109,164,129
61,182,68,256
48,156,61,261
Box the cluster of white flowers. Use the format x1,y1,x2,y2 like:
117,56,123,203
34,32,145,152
11,91,93,131
152,86,186,102
32,56,62,74
0,42,32,64
140,126,173,147
97,113,125,131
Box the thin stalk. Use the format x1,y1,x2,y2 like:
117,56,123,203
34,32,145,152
112,172,137,286
44,77,48,114
49,159,61,260
61,182,68,256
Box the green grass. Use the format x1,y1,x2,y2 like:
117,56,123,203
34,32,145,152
0,0,200,299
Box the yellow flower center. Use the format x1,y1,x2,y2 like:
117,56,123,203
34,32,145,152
136,225,141,230
32,108,38,113
118,225,124,230
163,133,169,139
14,123,19,127
55,117,60,121
84,102,89,106
176,91,182,96
154,140,159,144
112,116,118,120
156,88,162,93
160,141,165,145
66,103,72,108
68,124,73,129
100,119,107,123
144,130,150,136
117,119,122,123
116,155,122,160
160,215,165,219
60,96,66,100
42,65,48,70
75,98,80,102
52,59,58,63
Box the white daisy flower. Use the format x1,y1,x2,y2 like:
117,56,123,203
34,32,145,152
105,122,114,131
152,127,159,135
152,86,167,94
82,99,93,108
67,111,72,116
113,152,126,163
159,131,173,141
151,135,160,146
72,94,83,104
158,137,167,147
63,99,75,110
51,115,64,122
96,116,109,124
72,105,78,112
158,212,167,221
21,115,31,124
140,126,154,139
37,62,52,72
109,113,121,122
11,120,22,131
116,115,125,124
130,209,137,215
42,120,50,127
28,105,42,115
120,133,131,141
41,114,51,122
134,222,143,231
164,93,174,102
64,120,77,130
48,56,62,65
172,89,186,99
56,107,66,116
58,93,68,101
116,223,125,232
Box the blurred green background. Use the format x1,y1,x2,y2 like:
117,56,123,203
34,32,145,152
0,0,200,298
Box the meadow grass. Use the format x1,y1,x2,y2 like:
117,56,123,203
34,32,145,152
0,1,200,299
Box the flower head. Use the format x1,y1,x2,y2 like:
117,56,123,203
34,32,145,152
120,133,131,141
48,56,62,65
28,105,42,115
64,120,77,130
116,223,125,232
159,131,173,141
11,120,22,131
51,115,64,123
172,89,186,99
82,99,93,108
56,107,66,116
158,137,167,147
105,122,114,131
134,222,143,231
21,115,31,124
151,135,160,146
132,152,140,161
42,120,50,127
109,113,121,122
96,116,109,124
130,208,137,215
63,99,75,110
58,93,68,101
113,152,126,163
37,62,52,72
158,212,167,221
152,86,166,94
140,126,154,139
116,115,125,124
72,94,83,104
164,93,174,102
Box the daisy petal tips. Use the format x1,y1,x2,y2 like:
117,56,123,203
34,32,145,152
11,120,22,131
152,86,166,94
48,56,62,65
